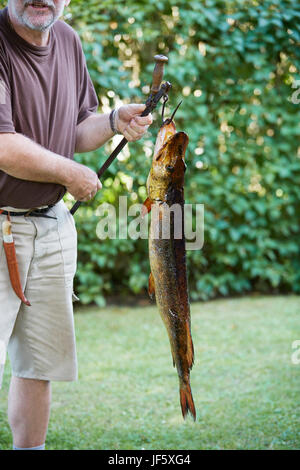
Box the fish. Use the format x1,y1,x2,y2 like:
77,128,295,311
143,117,196,420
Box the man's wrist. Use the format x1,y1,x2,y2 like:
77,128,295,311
109,108,121,135
55,158,80,187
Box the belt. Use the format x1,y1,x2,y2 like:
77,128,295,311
0,204,57,220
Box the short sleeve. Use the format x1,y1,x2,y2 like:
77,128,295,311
0,42,15,133
76,39,99,125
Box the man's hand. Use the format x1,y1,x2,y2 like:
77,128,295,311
65,163,102,202
115,104,153,142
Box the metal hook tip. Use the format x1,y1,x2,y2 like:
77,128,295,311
170,100,183,120
163,100,183,125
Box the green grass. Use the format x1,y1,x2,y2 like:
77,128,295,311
0,296,299,450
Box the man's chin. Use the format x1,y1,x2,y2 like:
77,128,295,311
23,12,54,31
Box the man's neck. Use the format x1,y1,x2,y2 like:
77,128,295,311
7,11,50,47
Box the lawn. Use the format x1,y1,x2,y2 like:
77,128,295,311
0,295,299,450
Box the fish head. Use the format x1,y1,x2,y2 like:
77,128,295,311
147,121,189,202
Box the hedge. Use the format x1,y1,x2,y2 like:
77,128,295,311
1,0,300,304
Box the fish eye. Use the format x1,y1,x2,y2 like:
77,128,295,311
165,165,174,173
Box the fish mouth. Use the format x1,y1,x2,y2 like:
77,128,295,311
156,132,189,169
153,121,176,159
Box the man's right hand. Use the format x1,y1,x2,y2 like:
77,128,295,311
65,163,102,201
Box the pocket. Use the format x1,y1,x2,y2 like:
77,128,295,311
56,204,78,285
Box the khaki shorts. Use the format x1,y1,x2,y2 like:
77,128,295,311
0,200,78,388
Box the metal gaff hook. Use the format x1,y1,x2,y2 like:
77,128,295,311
161,93,169,122
162,99,183,125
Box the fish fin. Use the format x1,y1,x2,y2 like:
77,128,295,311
142,197,152,217
180,381,196,421
148,272,155,299
186,322,195,370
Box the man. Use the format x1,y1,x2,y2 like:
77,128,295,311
0,0,152,450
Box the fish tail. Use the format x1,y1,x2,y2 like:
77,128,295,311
180,380,196,421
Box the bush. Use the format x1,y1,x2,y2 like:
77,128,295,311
69,0,300,305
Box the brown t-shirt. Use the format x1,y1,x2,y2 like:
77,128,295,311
0,7,98,208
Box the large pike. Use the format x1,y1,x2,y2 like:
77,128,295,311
143,116,196,420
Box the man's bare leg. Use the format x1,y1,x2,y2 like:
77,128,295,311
8,377,51,449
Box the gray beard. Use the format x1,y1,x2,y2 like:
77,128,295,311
10,2,64,32
21,14,55,32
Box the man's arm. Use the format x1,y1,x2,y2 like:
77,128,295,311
0,105,152,202
75,104,153,153
0,133,101,201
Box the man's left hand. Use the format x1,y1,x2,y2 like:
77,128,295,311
115,104,153,142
